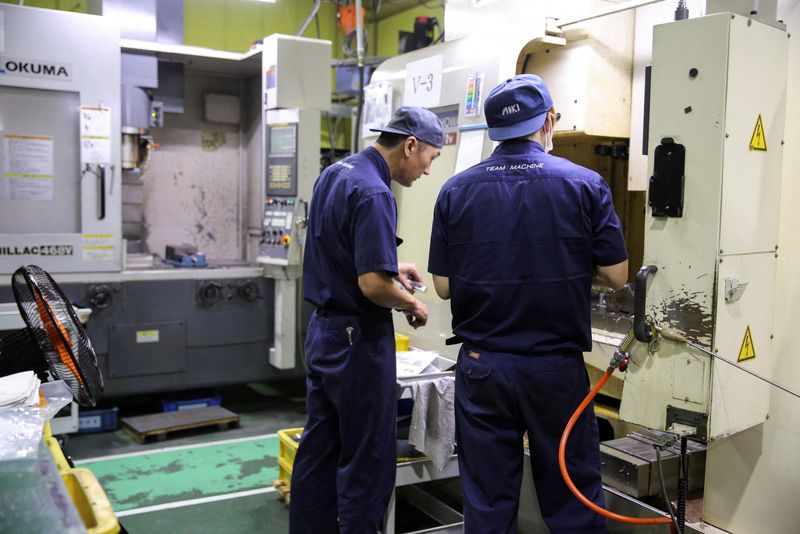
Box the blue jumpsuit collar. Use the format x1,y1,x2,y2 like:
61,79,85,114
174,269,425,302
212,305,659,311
362,146,392,188
492,139,545,156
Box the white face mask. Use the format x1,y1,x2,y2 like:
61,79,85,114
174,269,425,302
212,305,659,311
543,120,554,153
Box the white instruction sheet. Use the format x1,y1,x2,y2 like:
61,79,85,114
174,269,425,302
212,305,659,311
80,106,112,164
454,129,485,174
4,133,54,201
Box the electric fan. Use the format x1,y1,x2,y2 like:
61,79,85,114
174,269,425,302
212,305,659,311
0,265,103,407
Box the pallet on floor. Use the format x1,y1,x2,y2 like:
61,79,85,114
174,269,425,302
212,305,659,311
272,479,290,506
121,406,240,443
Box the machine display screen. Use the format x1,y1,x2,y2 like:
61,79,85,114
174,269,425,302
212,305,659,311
266,124,297,196
269,125,296,156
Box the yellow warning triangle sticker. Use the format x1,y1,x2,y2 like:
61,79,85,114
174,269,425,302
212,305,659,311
749,114,767,151
738,325,756,362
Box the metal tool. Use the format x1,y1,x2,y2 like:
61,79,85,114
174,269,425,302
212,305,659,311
408,280,427,293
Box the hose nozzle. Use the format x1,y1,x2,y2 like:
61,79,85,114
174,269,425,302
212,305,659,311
608,327,635,372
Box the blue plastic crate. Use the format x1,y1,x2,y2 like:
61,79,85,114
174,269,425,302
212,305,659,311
161,394,222,412
397,398,414,429
78,407,119,433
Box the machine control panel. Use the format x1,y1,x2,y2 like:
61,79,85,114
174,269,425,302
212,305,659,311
259,120,307,266
259,197,299,262
266,124,298,197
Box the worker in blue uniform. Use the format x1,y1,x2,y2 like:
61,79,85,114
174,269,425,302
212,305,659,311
289,106,444,534
428,74,628,533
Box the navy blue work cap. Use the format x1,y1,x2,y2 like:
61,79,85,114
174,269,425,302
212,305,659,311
370,106,445,148
484,74,553,141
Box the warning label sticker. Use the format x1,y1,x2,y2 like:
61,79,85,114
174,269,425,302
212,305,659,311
738,325,756,362
749,114,767,152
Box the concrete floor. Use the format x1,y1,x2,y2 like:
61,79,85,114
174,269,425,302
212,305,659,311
63,380,307,534
61,380,700,534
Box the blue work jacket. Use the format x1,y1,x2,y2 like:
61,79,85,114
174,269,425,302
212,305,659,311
428,140,627,354
303,146,399,318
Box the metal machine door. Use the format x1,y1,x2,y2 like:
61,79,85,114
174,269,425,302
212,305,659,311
0,5,121,274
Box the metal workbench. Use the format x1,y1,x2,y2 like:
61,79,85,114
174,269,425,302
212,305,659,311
387,355,462,534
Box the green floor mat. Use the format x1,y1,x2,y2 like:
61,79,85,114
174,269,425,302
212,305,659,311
79,436,280,512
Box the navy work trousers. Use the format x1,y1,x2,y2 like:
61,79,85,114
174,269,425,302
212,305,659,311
456,346,607,534
289,311,396,534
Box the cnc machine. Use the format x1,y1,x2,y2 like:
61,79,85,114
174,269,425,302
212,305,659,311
367,0,799,532
0,4,329,406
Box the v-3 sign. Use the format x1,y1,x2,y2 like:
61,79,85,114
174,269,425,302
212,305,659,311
404,55,443,108
411,73,435,94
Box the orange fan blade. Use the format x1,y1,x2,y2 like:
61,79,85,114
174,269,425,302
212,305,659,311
32,287,84,388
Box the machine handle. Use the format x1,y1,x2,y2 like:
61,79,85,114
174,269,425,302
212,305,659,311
97,165,106,220
634,264,658,342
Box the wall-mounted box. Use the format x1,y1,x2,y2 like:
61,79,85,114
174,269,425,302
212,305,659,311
262,34,331,111
519,8,634,138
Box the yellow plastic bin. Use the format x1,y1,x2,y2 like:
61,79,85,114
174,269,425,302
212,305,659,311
62,468,120,534
277,428,304,490
43,423,121,534
395,333,410,352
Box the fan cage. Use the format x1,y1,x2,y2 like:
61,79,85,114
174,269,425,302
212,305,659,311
12,265,103,406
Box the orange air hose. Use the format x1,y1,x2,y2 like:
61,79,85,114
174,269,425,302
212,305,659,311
558,369,673,526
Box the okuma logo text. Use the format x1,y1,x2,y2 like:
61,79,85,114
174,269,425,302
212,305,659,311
0,57,72,81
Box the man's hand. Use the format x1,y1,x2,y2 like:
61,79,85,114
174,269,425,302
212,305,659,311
404,299,428,329
396,262,424,293
359,271,428,329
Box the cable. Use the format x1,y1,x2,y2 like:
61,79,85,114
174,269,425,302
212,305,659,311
296,219,307,372
654,445,682,533
342,30,369,57
677,437,688,531
690,340,800,400
433,18,444,44
354,63,364,149
558,370,673,525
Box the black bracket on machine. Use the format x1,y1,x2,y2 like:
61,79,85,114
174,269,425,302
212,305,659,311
666,405,708,442
649,137,685,217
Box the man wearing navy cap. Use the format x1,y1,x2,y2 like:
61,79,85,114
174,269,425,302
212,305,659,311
289,106,443,534
428,74,628,532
